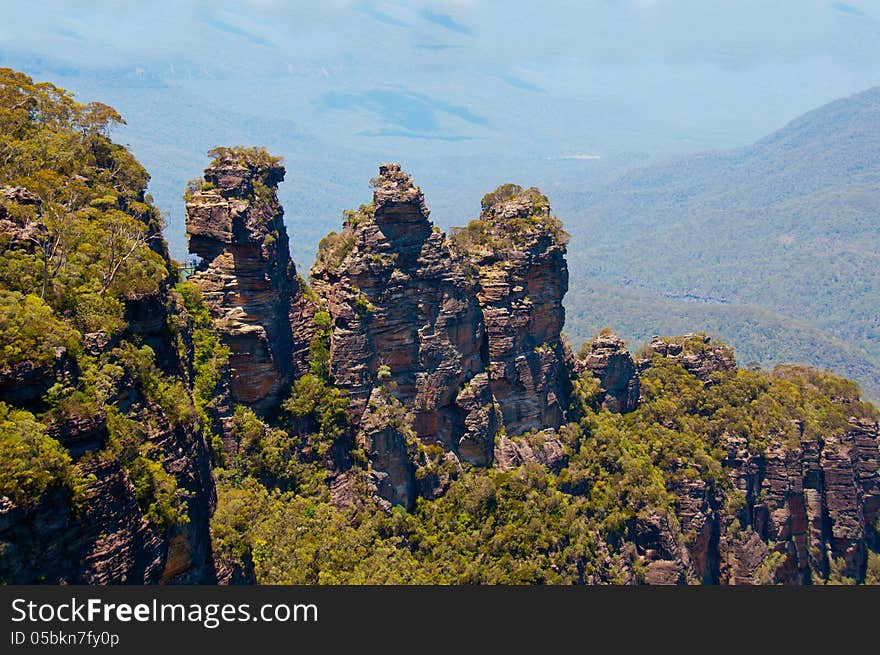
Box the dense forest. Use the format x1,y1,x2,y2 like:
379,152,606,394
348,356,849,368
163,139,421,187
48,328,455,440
1,69,878,585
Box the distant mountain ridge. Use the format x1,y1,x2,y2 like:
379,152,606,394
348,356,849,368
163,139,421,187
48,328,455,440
559,86,880,400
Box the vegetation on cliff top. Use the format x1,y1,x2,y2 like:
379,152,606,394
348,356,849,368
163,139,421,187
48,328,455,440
206,146,283,170
451,183,569,254
0,402,81,507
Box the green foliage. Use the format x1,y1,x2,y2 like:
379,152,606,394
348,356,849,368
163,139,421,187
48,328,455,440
569,373,603,417
174,281,229,459
865,551,880,586
113,342,196,427
316,230,357,271
127,453,190,530
207,146,282,170
826,557,857,586
104,409,146,462
104,408,189,530
212,463,604,584
353,293,373,313
308,310,332,379
754,550,786,585
229,406,316,490
451,185,568,255
212,346,879,585
0,290,79,369
283,374,348,457
0,68,167,335
0,68,195,535
0,402,77,506
314,204,378,274
480,183,529,210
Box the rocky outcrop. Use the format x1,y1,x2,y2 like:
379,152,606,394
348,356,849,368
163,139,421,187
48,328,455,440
577,332,639,413
638,333,736,383
0,174,218,584
0,337,217,585
308,171,576,502
721,417,880,584
359,387,418,511
0,461,164,584
0,349,72,407
0,414,216,584
632,417,880,585
0,185,41,242
493,430,567,472
451,184,570,435
186,149,313,412
311,164,497,466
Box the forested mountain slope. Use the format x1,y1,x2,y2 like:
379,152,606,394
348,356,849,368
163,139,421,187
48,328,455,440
559,87,880,401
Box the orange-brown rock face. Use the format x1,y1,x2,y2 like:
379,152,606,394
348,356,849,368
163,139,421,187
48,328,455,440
186,150,312,412
311,164,497,467
717,417,880,584
630,349,880,584
451,184,571,436
576,332,640,413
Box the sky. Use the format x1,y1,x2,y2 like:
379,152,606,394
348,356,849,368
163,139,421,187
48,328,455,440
1,0,879,263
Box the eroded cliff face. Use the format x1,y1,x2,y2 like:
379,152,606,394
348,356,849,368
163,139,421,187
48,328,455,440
451,184,571,436
0,187,71,407
638,333,736,384
311,164,497,468
576,332,640,414
9,142,876,585
186,151,313,412
0,397,216,585
630,347,880,585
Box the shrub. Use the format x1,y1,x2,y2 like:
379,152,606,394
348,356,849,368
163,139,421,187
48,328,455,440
283,374,348,457
127,452,189,529
0,291,78,370
0,402,75,506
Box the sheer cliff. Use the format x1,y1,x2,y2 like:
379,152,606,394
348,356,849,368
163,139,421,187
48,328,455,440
185,148,314,414
310,164,497,468
450,184,571,435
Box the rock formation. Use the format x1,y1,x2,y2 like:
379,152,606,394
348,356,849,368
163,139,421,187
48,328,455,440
493,430,567,472
6,123,879,584
0,185,41,242
451,184,571,435
577,332,640,413
359,386,418,511
638,333,736,383
185,149,313,412
311,164,497,467
630,415,880,585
